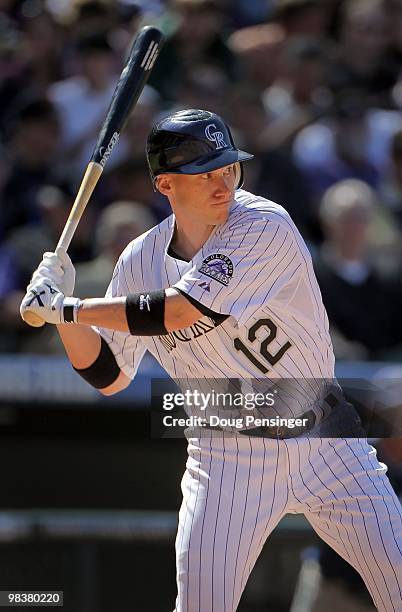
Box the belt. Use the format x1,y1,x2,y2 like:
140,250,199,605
202,392,340,440
242,392,340,439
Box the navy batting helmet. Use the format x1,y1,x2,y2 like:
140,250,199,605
146,109,254,188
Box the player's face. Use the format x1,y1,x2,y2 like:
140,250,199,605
158,164,237,226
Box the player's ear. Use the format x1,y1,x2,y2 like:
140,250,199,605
155,174,174,196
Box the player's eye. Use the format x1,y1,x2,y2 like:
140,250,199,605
221,165,235,177
200,173,212,180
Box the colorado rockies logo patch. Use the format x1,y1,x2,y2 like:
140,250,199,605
199,254,233,286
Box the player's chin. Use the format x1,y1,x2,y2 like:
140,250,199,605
209,205,230,224
211,213,229,226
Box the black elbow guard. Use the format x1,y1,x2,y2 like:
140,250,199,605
73,337,121,389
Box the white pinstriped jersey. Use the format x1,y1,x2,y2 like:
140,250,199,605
98,189,335,393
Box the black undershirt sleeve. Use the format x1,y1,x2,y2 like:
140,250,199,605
175,288,229,327
73,337,120,389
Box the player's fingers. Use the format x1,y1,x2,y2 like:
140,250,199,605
40,252,66,276
26,273,56,293
42,252,63,269
29,264,64,293
35,262,63,279
42,252,61,268
40,255,63,270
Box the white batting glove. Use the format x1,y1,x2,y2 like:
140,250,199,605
28,248,76,296
20,280,81,325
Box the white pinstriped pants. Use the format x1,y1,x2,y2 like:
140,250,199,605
174,435,402,612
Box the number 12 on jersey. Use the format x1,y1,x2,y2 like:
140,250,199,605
234,318,291,374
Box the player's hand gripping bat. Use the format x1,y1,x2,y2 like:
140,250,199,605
21,25,164,327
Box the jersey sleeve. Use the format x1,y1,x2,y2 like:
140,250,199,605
173,213,303,326
94,256,146,380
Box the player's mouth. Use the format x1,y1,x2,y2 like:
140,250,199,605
211,199,231,207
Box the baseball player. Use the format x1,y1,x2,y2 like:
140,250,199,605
20,109,402,611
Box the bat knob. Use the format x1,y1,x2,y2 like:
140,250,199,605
22,310,46,328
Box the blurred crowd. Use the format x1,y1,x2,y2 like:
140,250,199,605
1,0,402,359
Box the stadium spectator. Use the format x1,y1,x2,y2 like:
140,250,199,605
67,0,119,34
227,23,286,93
104,157,170,221
148,0,237,101
255,145,317,242
225,0,273,28
314,179,402,360
226,86,317,240
20,5,65,92
383,0,402,97
293,94,381,207
0,7,64,135
48,29,119,181
261,36,332,151
74,200,157,298
64,0,144,56
273,0,337,38
379,129,402,229
0,98,61,239
265,36,330,116
0,184,75,351
328,0,396,106
172,64,230,117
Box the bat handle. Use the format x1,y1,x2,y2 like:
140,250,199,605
57,162,103,251
22,162,103,328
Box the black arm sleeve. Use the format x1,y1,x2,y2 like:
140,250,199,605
73,337,121,389
175,288,229,327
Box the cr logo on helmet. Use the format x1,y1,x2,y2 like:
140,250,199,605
205,124,227,150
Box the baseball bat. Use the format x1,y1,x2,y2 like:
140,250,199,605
22,25,164,327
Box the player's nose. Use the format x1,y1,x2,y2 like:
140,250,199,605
213,174,232,198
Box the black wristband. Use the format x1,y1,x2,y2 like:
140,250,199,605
126,290,167,336
73,337,121,389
